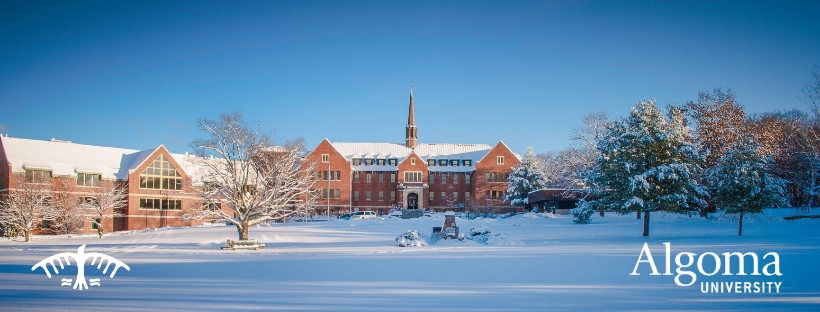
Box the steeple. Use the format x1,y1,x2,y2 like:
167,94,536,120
405,83,417,148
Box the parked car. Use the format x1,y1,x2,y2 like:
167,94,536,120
339,212,357,220
350,211,377,219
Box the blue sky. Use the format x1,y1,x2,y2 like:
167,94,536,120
1,1,818,155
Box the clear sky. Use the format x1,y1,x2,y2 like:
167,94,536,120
1,1,819,155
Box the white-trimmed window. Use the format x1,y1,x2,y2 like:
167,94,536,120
391,173,396,183
411,158,415,165
497,156,504,165
429,191,434,200
465,174,471,184
404,171,422,182
354,191,359,201
453,174,458,184
378,191,384,201
322,154,329,163
391,191,396,201
25,169,52,184
366,191,372,200
379,173,384,183
77,173,101,187
465,191,470,200
366,173,372,183
139,155,182,190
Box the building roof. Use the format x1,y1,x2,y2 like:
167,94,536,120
330,142,494,172
0,136,196,181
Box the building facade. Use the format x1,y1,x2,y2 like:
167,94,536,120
0,86,523,235
0,136,205,234
301,86,522,215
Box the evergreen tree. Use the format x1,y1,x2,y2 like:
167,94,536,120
589,100,707,236
504,147,546,208
709,136,787,236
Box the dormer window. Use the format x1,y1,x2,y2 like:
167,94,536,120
389,159,397,166
450,160,459,166
428,159,436,166
438,159,447,166
353,159,362,166
377,159,385,166
364,159,374,166
462,160,472,166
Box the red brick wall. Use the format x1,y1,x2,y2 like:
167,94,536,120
303,139,352,210
126,146,198,231
428,172,473,210
474,142,521,207
397,153,429,209
351,171,398,211
0,139,9,196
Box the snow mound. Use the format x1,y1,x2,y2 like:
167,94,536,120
469,226,490,236
467,226,522,245
396,230,427,247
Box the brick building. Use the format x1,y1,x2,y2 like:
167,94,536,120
0,136,205,234
302,86,522,215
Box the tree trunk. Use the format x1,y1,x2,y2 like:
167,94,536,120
642,210,650,237
237,220,250,240
98,226,103,238
738,211,743,236
637,210,641,219
599,209,604,217
699,207,709,218
25,230,30,242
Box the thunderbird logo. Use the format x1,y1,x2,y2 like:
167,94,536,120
31,245,130,290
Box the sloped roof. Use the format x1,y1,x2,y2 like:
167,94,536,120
330,142,492,172
0,136,196,181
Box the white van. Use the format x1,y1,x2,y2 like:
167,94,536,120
350,211,377,219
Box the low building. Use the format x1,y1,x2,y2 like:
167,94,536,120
0,136,205,234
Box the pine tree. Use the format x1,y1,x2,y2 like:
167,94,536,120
589,100,707,236
709,136,787,236
504,147,546,208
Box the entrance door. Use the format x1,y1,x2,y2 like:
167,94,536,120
407,193,418,209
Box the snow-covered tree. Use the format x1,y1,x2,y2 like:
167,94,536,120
504,147,547,207
709,137,787,236
83,181,127,238
49,180,87,235
683,88,747,217
570,200,594,224
589,100,707,236
0,176,55,242
184,112,318,241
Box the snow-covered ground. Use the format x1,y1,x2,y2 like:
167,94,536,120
1,209,819,311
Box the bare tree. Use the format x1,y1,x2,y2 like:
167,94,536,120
83,181,128,238
466,196,494,219
0,176,55,242
49,180,87,235
184,112,318,240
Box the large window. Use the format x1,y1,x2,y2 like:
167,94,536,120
139,198,182,210
404,171,422,182
139,155,182,190
25,169,51,184
77,173,101,187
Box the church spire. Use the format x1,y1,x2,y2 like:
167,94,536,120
405,83,417,148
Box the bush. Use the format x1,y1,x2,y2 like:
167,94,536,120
571,200,594,224
396,230,427,247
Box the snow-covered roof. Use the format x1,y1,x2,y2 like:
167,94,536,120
330,142,493,172
0,136,198,181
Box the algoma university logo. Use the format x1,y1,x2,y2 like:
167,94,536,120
31,245,130,290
